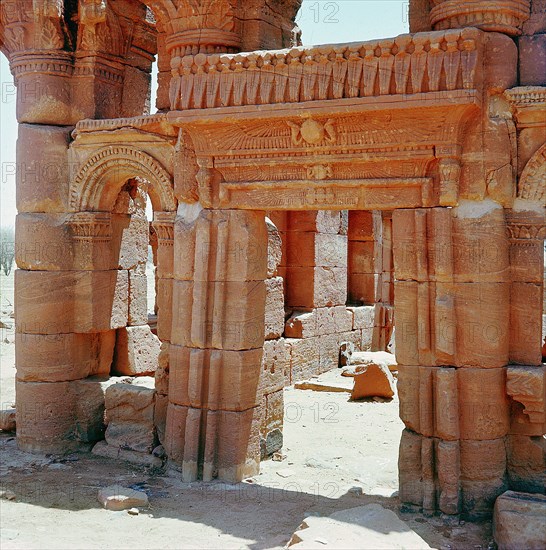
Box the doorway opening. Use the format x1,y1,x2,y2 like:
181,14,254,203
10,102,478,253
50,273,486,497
258,209,401,500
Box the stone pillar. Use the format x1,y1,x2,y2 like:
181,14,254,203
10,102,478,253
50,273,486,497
347,211,380,305
3,1,156,454
165,206,268,482
506,211,545,365
285,211,347,310
151,211,176,445
347,211,394,351
15,211,123,452
393,202,512,518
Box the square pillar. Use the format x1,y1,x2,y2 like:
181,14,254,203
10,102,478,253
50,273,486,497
166,206,268,482
393,203,513,519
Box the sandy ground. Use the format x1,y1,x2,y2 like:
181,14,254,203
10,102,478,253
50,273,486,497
0,269,493,549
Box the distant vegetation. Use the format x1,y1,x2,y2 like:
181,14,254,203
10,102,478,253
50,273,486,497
0,226,15,276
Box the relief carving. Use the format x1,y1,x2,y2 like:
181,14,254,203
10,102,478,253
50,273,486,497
287,119,336,146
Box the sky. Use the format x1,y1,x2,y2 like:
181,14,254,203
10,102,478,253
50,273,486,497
0,0,409,228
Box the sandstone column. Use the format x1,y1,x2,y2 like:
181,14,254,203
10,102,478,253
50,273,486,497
394,203,512,518
165,206,268,482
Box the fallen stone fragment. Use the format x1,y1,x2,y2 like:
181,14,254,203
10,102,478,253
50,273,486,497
0,409,16,432
345,351,397,373
288,504,432,549
351,364,396,400
127,508,139,516
98,485,149,511
493,491,546,550
0,489,16,501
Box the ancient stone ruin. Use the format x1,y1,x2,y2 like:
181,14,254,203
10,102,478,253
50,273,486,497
1,0,544,529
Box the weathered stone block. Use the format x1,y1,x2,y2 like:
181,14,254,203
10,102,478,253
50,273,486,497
506,365,545,435
16,331,115,382
111,214,149,270
348,240,375,274
16,124,71,213
493,491,546,550
394,280,510,368
288,211,342,234
316,306,354,336
266,217,282,277
265,277,284,340
15,380,79,453
174,209,268,282
261,338,291,394
104,378,156,453
128,269,148,326
286,266,346,308
348,306,375,331
169,346,262,411
157,277,173,342
519,34,546,86
15,269,128,334
171,279,266,350
347,272,378,304
510,282,543,365
506,435,546,494
351,364,396,399
112,326,160,376
287,232,347,267
285,310,317,338
287,337,320,383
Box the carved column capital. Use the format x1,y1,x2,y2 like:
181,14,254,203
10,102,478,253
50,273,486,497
68,212,112,242
506,210,546,240
152,212,176,246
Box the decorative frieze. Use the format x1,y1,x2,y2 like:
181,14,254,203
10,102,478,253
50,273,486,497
169,28,483,111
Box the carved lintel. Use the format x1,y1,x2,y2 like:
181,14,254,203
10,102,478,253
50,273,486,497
68,212,112,242
506,366,545,425
438,158,460,206
152,212,176,246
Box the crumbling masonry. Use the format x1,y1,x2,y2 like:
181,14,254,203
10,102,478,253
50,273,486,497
1,0,544,519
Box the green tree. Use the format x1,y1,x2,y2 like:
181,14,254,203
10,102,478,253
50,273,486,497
0,226,15,276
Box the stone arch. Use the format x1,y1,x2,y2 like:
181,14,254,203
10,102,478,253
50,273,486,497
142,0,178,32
518,142,546,204
70,146,176,212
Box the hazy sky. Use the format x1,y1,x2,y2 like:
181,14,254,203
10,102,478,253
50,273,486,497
0,0,409,227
